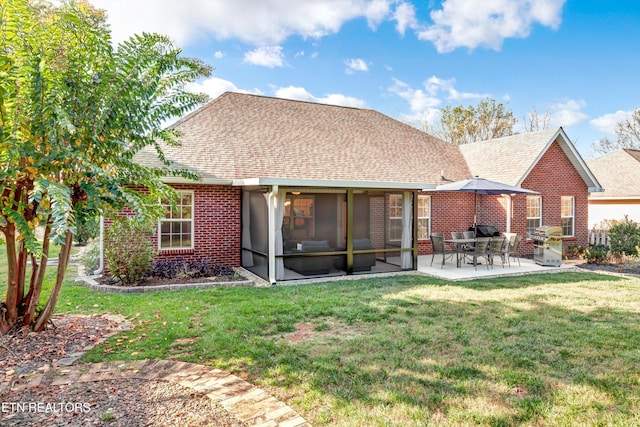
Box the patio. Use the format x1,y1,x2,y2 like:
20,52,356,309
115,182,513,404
417,254,578,281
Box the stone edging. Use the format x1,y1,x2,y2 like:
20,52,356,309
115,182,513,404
3,359,310,427
75,273,254,293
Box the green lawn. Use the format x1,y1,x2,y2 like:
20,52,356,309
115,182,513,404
2,248,640,426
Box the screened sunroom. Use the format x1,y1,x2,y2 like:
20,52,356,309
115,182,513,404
239,179,428,284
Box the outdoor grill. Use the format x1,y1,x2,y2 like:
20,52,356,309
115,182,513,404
531,226,563,266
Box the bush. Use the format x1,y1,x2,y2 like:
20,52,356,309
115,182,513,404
151,259,235,280
608,216,640,256
82,238,101,274
584,244,609,264
564,243,585,259
104,217,156,285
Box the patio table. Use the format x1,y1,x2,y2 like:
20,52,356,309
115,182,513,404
445,238,476,267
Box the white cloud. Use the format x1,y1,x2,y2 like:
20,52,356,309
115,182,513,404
365,0,392,29
424,76,489,100
387,78,441,122
186,77,259,100
548,99,589,127
345,58,369,74
214,51,224,59
92,0,395,47
274,85,367,108
417,0,566,52
393,2,418,36
590,110,634,134
244,46,285,68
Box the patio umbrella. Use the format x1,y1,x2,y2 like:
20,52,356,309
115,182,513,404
433,176,539,234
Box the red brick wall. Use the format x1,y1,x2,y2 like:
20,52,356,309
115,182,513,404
106,184,241,267
518,141,589,255
418,140,589,256
155,184,241,266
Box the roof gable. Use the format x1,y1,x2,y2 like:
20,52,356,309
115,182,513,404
140,92,470,187
459,127,602,191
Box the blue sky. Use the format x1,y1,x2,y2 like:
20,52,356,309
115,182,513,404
92,0,640,159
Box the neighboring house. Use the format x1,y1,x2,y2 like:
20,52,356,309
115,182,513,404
587,149,640,228
127,92,601,284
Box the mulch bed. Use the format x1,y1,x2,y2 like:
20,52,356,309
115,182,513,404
565,259,640,276
0,314,247,427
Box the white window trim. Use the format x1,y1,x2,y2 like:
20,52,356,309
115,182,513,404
417,194,431,240
158,190,195,251
561,196,575,237
526,195,542,239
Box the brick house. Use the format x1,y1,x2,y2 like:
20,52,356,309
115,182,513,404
587,149,640,227
129,92,601,284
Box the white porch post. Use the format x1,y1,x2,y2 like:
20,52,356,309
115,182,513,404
267,186,277,284
401,191,413,269
267,186,286,284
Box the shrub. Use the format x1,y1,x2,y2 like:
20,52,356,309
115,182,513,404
564,243,585,260
584,244,609,264
151,259,235,280
104,217,156,285
608,216,640,256
81,238,101,274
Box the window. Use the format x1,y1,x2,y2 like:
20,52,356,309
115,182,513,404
417,195,431,240
561,196,575,237
526,196,542,237
388,194,403,241
159,191,194,249
283,195,315,239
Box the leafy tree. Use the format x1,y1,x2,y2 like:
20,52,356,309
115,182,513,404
0,0,211,333
429,98,516,145
592,108,640,154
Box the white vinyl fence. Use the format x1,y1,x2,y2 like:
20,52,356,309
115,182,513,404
588,229,610,246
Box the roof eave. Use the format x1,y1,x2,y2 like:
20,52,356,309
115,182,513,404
233,177,437,190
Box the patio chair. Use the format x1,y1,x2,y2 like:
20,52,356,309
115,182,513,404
488,236,507,268
430,234,455,268
506,234,522,267
470,237,491,271
452,231,473,262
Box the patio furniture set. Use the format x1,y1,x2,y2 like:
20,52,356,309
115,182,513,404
430,232,522,270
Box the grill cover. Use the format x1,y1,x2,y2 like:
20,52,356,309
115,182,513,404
469,225,500,237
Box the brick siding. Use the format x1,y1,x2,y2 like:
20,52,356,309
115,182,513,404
419,141,589,257
106,184,241,268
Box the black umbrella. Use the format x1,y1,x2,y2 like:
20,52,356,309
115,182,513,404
433,176,539,233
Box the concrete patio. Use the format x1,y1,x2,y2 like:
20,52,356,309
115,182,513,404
417,254,578,281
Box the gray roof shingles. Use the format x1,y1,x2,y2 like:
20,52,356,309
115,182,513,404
459,129,559,186
139,92,471,185
587,149,640,198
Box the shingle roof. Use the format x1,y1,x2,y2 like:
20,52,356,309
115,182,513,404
458,128,559,186
587,149,640,198
137,92,470,186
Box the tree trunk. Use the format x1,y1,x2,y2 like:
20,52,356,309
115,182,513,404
24,223,52,326
16,239,28,308
2,223,19,333
33,231,73,332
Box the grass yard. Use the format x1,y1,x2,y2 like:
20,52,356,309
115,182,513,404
2,245,639,426
54,271,639,426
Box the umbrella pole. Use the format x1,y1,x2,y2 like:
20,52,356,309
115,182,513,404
474,192,478,236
